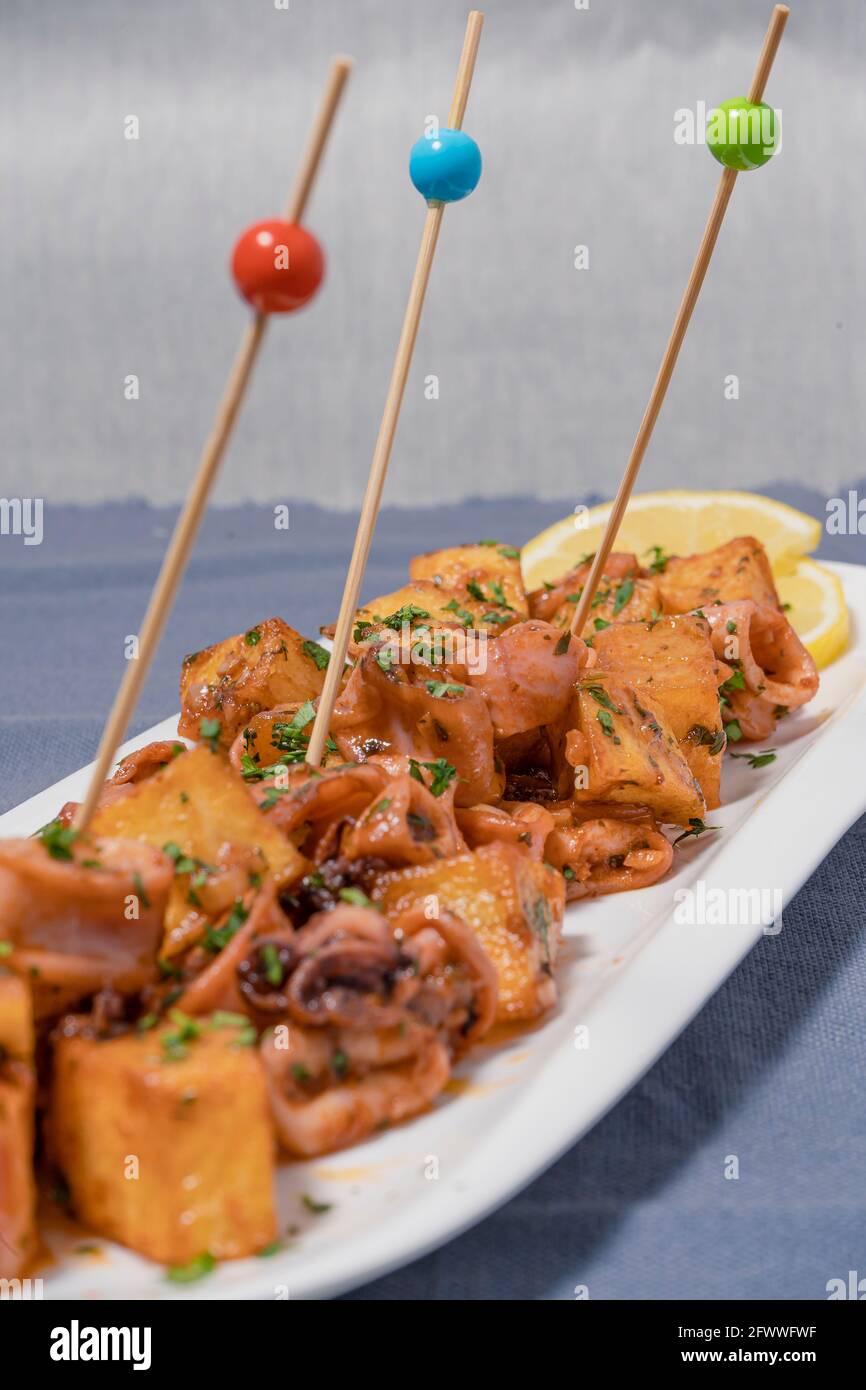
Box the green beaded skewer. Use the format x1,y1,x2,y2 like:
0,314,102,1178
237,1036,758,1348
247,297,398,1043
570,4,789,637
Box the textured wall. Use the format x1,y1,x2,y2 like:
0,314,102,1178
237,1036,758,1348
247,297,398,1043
1,0,862,509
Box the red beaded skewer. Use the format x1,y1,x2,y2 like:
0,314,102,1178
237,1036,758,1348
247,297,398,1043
74,56,352,831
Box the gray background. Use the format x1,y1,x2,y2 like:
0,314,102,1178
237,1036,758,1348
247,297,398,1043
1,0,863,511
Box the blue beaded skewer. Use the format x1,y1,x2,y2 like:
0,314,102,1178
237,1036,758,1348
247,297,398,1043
306,12,485,766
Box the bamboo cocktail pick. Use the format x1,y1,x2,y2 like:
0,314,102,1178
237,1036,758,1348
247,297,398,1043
570,4,789,637
305,11,484,766
73,57,352,831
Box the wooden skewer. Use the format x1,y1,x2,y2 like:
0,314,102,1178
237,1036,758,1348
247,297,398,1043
73,56,353,832
305,12,484,767
570,4,789,637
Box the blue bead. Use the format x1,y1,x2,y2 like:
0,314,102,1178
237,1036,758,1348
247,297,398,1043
409,128,482,203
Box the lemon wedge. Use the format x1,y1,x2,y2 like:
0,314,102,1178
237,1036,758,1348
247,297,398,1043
521,490,822,590
777,557,849,669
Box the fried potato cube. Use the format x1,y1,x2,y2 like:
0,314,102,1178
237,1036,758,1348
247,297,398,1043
334,577,518,647
179,618,327,747
658,537,780,613
591,615,726,808
375,843,564,1022
0,975,37,1279
410,542,528,622
569,675,706,826
548,574,662,634
50,1023,277,1265
91,745,305,941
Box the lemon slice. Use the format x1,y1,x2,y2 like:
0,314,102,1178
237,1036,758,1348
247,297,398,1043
521,490,822,590
777,558,849,669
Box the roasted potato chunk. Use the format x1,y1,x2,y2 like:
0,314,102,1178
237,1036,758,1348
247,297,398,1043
375,843,564,1022
91,745,305,946
567,675,706,826
327,578,522,656
0,975,37,1279
410,542,527,624
50,1021,277,1265
178,618,327,747
658,537,780,613
549,574,662,635
591,615,726,808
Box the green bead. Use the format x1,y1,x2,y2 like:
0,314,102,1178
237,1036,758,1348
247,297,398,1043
707,97,779,171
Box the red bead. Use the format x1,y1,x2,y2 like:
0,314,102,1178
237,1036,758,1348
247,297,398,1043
230,220,324,314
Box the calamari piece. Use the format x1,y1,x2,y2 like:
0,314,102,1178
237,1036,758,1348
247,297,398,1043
178,617,327,748
249,762,390,848
175,879,293,1017
0,834,171,1018
258,903,495,1156
721,688,781,742
108,740,188,786
545,816,673,900
456,801,555,860
528,552,642,623
658,536,780,613
91,745,305,948
338,772,465,867
700,600,819,711
565,675,706,826
0,976,37,1279
375,842,564,1022
466,620,588,739
591,614,727,808
331,648,503,806
410,541,527,623
262,1023,450,1158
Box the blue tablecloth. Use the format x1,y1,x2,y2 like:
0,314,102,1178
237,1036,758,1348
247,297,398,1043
2,490,864,1301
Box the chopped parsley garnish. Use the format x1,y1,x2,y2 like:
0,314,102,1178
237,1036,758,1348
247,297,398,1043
597,709,620,742
132,871,151,909
204,899,249,953
244,628,261,646
302,639,330,669
611,578,635,616
586,684,622,713
339,886,375,909
443,598,473,627
593,617,611,631
199,717,221,752
261,943,284,987
38,820,79,862
730,748,777,769
466,579,486,603
332,1049,349,1078
426,681,464,698
375,647,395,674
301,1195,333,1216
644,545,670,574
725,719,743,742
0,942,13,958
380,603,430,628
673,817,719,846
719,669,746,695
726,620,738,634
408,757,457,797
497,545,520,560
554,633,571,656
166,1252,215,1283
161,1009,201,1062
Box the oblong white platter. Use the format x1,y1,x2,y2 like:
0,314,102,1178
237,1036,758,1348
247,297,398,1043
4,561,864,1302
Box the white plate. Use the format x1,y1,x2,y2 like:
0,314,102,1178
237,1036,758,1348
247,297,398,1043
5,561,865,1301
